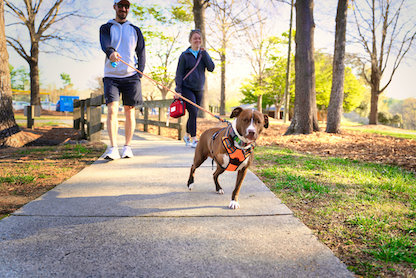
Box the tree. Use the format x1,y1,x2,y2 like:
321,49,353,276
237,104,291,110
60,73,72,88
240,39,295,118
131,3,191,99
207,0,251,115
5,0,93,108
402,98,416,130
10,65,29,91
326,0,348,133
0,0,30,147
240,1,275,114
314,52,365,113
285,0,319,135
193,0,210,117
352,0,416,124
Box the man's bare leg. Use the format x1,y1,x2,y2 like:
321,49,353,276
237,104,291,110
107,101,119,147
124,105,135,146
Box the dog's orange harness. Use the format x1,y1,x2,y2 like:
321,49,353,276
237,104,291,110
212,125,253,171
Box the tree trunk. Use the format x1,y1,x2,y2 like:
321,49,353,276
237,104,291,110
257,74,263,114
193,0,209,118
220,52,226,115
29,42,41,106
0,0,27,147
369,86,379,125
326,0,348,133
257,94,263,113
285,0,319,135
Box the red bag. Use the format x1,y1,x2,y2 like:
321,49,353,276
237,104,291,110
169,99,186,118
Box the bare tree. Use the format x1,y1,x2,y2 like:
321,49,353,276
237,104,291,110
193,0,210,117
326,0,348,133
5,0,93,109
285,0,319,135
352,0,416,124
207,0,251,115
240,1,276,114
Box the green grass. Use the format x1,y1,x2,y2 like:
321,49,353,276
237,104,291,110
0,175,36,185
60,144,93,159
252,146,416,277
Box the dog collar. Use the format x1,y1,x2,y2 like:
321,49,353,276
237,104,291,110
229,122,254,150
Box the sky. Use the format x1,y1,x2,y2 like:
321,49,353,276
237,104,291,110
5,0,416,101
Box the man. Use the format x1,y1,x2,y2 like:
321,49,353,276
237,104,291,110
100,0,145,160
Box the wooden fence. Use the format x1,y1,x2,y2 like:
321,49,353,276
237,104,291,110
135,99,186,140
73,93,104,142
73,96,186,142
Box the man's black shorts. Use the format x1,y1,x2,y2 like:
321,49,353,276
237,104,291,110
103,73,142,106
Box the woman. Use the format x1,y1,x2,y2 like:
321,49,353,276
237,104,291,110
175,29,215,148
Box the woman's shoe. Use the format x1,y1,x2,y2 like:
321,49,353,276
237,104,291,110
190,140,199,148
183,136,191,146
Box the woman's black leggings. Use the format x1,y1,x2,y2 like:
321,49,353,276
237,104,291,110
182,87,203,137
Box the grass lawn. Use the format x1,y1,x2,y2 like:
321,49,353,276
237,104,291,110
252,147,416,277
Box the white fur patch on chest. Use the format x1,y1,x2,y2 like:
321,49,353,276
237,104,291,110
221,153,230,169
236,157,249,171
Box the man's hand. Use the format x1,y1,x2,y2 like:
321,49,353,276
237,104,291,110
109,51,121,62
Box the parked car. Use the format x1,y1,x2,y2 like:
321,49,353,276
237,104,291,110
41,101,57,111
12,101,30,111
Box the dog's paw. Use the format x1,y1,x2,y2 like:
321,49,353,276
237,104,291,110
228,201,240,209
188,184,193,191
217,189,224,194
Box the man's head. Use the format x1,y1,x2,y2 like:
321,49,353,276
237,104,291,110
114,0,130,22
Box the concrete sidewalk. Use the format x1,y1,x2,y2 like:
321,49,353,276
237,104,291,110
0,129,353,277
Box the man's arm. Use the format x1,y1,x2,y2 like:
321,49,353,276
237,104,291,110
134,26,146,76
99,23,116,59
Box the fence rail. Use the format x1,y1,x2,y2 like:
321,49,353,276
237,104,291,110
73,96,186,142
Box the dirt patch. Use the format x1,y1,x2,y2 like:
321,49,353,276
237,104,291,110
0,126,105,218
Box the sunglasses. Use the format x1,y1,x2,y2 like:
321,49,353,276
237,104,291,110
117,3,130,9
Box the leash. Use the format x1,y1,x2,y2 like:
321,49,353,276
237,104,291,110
117,58,229,124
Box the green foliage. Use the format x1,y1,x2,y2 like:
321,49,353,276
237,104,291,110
60,73,72,88
240,34,295,110
402,98,416,130
130,1,192,99
9,64,29,91
315,52,366,112
241,46,366,113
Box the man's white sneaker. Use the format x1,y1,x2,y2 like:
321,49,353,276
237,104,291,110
121,145,134,158
104,147,120,160
190,140,198,148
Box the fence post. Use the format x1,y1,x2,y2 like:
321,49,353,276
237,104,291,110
143,107,149,132
87,93,104,142
80,100,86,139
178,116,186,140
73,100,81,130
158,107,161,135
26,105,34,129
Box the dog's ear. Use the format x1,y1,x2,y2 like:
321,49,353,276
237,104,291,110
230,107,243,118
263,114,269,128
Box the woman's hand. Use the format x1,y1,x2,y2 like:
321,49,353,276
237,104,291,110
174,93,182,100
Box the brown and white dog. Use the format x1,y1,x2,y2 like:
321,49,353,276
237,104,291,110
187,107,269,209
